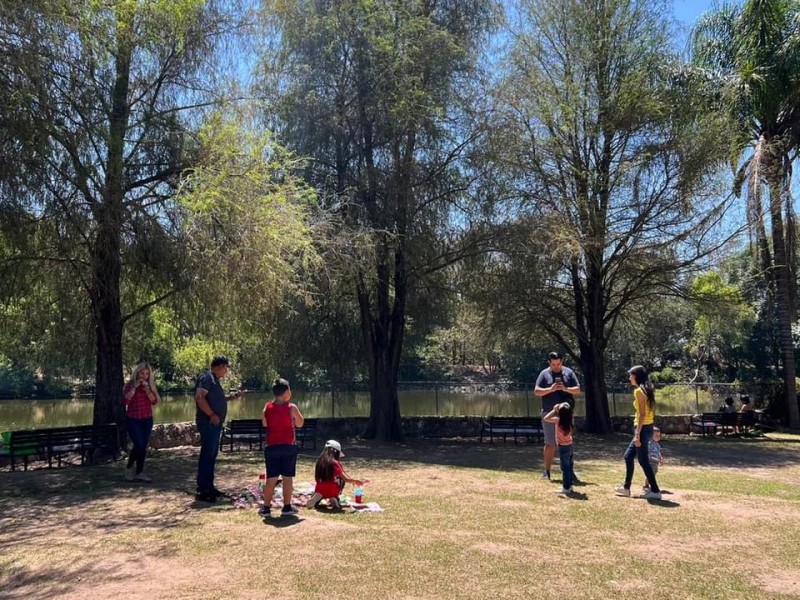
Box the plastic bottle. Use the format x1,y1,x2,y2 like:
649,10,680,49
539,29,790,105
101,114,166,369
354,486,364,504
258,472,266,494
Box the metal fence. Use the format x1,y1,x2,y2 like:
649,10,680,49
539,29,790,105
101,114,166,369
304,380,776,418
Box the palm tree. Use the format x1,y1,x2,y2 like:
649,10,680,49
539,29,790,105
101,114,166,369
691,0,800,428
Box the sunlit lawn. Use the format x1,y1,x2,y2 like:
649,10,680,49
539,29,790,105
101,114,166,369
1,432,799,599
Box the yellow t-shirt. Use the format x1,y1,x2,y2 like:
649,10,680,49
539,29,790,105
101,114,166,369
633,387,654,426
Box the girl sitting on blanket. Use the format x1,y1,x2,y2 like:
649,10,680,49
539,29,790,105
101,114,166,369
307,440,366,509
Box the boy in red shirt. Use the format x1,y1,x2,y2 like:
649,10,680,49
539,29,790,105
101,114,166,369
260,378,304,517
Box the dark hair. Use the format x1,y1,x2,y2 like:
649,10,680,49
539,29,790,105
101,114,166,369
741,395,750,405
725,397,734,405
628,365,655,409
315,446,340,482
548,351,563,361
557,403,574,435
210,355,230,368
272,377,290,396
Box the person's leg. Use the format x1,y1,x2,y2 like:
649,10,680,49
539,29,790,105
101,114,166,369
541,416,556,478
196,421,219,496
136,417,154,474
623,439,637,488
559,445,573,490
261,445,281,513
281,446,299,514
125,418,142,470
262,476,280,509
637,426,660,493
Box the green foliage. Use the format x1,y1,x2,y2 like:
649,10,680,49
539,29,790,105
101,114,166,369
173,337,241,388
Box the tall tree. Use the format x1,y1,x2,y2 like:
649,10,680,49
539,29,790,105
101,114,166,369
490,0,734,432
260,0,498,440
691,0,800,428
0,2,310,431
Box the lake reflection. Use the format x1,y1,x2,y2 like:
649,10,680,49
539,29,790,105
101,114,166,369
0,388,719,430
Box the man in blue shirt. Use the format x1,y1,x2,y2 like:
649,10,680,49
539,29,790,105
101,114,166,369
195,355,242,502
534,352,581,481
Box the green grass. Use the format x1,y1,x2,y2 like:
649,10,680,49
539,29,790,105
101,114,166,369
1,434,799,599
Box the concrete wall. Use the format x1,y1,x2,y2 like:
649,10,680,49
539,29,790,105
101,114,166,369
149,414,695,449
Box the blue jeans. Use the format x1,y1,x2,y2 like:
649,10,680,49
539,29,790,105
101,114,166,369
623,424,660,493
559,444,574,489
125,417,153,474
197,421,223,494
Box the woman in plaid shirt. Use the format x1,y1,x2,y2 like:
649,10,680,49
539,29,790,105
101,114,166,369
122,362,160,482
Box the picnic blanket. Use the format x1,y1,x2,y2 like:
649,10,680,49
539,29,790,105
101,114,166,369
232,481,384,513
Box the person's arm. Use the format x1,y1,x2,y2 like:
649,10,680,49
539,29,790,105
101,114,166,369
123,381,136,402
195,387,220,425
145,380,159,406
534,373,557,397
262,404,269,428
564,372,581,396
543,406,560,423
291,404,304,428
634,390,646,446
339,466,365,486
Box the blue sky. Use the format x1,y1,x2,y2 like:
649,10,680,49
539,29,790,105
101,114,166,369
673,0,717,26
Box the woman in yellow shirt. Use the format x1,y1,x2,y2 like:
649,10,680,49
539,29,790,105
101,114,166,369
615,365,661,500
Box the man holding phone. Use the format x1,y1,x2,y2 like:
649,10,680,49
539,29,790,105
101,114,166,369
194,355,244,502
534,352,581,481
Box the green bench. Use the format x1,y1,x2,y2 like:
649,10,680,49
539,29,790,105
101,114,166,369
0,425,119,471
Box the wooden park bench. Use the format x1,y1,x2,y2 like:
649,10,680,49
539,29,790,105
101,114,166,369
221,418,319,451
295,418,318,450
221,419,265,452
0,424,119,471
480,416,543,444
690,412,739,437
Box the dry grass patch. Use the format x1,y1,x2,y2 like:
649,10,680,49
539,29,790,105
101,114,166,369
1,434,799,599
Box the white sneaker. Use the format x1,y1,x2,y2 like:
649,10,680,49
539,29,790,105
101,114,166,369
614,485,631,497
306,492,323,508
643,490,662,500
556,487,571,496
134,472,152,482
124,467,134,482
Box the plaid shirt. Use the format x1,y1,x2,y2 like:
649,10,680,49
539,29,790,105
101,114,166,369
123,382,154,419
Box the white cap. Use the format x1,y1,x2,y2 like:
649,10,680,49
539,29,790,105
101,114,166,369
324,439,344,456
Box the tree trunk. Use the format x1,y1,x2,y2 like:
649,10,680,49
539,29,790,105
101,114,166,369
91,33,131,449
357,246,407,442
579,341,612,434
769,183,799,428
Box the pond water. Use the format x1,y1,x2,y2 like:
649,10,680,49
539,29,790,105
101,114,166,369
0,387,718,430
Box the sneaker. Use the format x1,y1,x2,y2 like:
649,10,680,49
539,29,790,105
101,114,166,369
281,505,299,516
306,492,323,508
258,505,271,518
614,485,631,497
555,487,571,496
195,492,216,503
134,472,152,482
211,487,227,498
124,467,134,482
541,470,551,480
329,497,342,510
643,490,662,500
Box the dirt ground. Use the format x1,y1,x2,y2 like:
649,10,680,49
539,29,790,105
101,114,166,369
1,433,799,600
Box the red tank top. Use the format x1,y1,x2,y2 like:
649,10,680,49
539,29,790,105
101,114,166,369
264,401,295,445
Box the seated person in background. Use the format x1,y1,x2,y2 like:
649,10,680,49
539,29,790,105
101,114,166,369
719,397,737,413
740,395,754,412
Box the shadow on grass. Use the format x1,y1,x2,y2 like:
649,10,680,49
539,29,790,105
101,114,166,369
261,515,305,528
3,561,133,600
